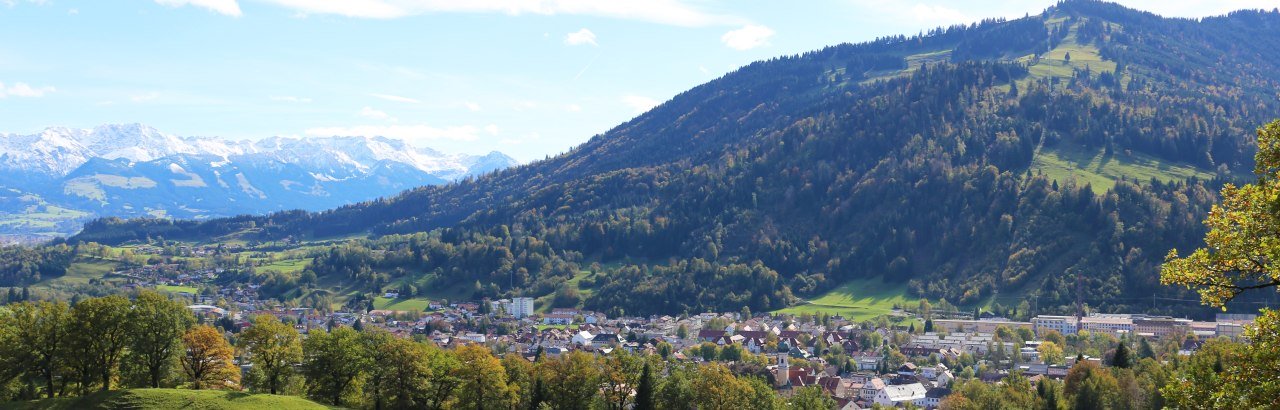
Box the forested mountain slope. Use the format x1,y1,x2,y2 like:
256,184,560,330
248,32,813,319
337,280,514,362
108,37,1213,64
67,1,1280,316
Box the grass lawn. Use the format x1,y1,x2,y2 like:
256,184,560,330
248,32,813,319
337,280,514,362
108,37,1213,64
156,284,199,294
373,297,433,312
0,388,336,410
775,277,919,321
1032,143,1217,193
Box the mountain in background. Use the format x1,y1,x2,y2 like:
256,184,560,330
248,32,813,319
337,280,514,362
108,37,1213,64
0,123,517,241
70,1,1280,317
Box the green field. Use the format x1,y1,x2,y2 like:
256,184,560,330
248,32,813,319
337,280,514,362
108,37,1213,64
156,284,199,295
1021,19,1119,84
775,277,919,321
1032,144,1217,193
258,258,308,274
373,296,433,311
34,258,118,289
0,388,335,410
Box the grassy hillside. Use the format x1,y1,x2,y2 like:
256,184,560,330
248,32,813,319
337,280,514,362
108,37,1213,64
0,389,334,410
1033,143,1218,192
775,278,919,321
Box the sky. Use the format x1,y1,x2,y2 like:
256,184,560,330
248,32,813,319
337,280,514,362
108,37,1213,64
1,0,1276,162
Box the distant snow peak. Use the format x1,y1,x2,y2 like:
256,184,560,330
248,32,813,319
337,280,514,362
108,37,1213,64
0,124,518,180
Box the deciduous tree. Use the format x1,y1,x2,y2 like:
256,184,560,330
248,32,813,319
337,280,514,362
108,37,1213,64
180,325,239,390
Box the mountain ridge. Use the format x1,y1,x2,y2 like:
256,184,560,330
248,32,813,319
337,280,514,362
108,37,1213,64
0,124,518,241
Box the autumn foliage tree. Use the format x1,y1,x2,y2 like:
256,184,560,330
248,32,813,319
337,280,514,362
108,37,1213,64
1162,120,1280,407
180,325,239,390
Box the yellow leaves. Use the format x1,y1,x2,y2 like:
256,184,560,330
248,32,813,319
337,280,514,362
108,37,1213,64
1162,120,1280,308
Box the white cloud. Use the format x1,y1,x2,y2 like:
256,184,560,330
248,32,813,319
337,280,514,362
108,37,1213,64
0,82,55,98
566,103,582,112
305,124,487,142
369,93,421,104
464,102,482,111
256,0,742,26
621,95,659,113
720,24,775,50
67,8,78,14
483,124,500,135
154,0,242,17
270,95,313,103
564,28,598,46
358,106,395,121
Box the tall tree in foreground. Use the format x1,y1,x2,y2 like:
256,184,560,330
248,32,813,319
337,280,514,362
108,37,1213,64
69,295,132,392
302,326,367,406
239,315,302,395
180,325,239,390
453,344,515,410
634,362,655,410
128,290,195,388
1162,119,1280,407
0,301,70,398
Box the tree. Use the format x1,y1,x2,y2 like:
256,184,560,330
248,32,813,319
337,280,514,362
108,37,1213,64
302,326,367,406
129,291,195,388
69,295,132,392
500,354,534,410
1064,361,1120,409
538,351,600,410
1110,341,1132,369
600,351,642,410
454,344,515,410
634,362,656,410
180,325,239,390
1037,341,1065,366
676,323,689,340
0,301,70,398
1161,120,1280,406
240,314,302,395
790,386,835,409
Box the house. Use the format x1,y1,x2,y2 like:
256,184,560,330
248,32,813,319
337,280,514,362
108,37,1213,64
543,313,574,325
572,331,594,345
859,378,886,400
854,353,883,371
925,387,952,408
698,329,726,342
897,363,918,377
592,333,622,348
873,383,927,407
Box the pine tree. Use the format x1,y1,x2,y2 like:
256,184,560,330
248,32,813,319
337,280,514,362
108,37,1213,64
635,362,655,410
924,319,934,333
1111,341,1132,368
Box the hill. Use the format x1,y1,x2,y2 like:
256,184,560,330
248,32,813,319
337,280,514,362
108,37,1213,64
0,389,334,410
65,1,1280,317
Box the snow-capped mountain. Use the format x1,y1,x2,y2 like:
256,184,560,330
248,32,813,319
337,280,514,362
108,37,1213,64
0,124,519,240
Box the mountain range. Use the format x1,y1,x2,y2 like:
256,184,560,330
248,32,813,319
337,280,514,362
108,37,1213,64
69,1,1280,316
0,123,516,241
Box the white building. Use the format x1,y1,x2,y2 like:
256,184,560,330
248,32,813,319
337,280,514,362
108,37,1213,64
1032,315,1079,336
511,297,535,319
874,383,927,407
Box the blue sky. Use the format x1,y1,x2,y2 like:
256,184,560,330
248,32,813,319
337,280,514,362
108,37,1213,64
1,0,1274,162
